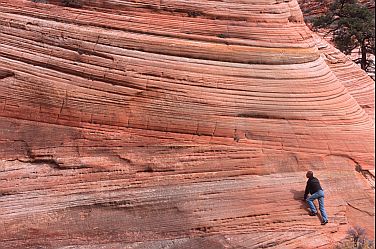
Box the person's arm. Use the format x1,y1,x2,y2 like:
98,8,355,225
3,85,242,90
304,181,309,200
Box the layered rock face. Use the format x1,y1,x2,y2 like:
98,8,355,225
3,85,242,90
314,35,375,121
0,0,374,248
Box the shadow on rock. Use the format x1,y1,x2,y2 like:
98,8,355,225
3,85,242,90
290,189,311,213
290,189,323,222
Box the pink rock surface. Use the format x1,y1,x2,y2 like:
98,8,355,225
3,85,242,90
0,0,374,248
314,35,375,120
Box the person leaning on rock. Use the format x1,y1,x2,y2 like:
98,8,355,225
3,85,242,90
304,171,328,225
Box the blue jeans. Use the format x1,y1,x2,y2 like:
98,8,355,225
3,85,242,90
306,190,328,222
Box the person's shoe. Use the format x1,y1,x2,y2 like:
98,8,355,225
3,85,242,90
309,212,317,216
321,220,328,225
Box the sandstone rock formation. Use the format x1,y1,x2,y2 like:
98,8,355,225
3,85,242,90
314,35,375,120
0,0,374,248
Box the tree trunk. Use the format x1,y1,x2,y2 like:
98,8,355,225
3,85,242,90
361,41,367,71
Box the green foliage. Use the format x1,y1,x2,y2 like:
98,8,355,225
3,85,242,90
336,226,375,249
312,0,375,71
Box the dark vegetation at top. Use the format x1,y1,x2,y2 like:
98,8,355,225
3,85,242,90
312,0,375,71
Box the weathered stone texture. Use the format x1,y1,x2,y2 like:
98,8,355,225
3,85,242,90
0,0,374,248
314,35,375,120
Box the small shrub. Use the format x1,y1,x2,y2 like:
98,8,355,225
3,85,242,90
336,226,375,249
61,0,83,8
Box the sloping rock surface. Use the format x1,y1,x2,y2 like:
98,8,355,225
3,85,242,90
314,35,375,120
0,0,374,248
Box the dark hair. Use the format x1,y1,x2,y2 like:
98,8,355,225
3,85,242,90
306,171,314,178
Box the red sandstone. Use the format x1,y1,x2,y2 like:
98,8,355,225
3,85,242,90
0,0,374,248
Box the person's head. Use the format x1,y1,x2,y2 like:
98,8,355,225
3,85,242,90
306,171,314,179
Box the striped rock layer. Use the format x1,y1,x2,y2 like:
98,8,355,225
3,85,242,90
0,0,374,248
314,35,375,121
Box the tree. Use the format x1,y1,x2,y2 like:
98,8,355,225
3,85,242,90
312,0,375,71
